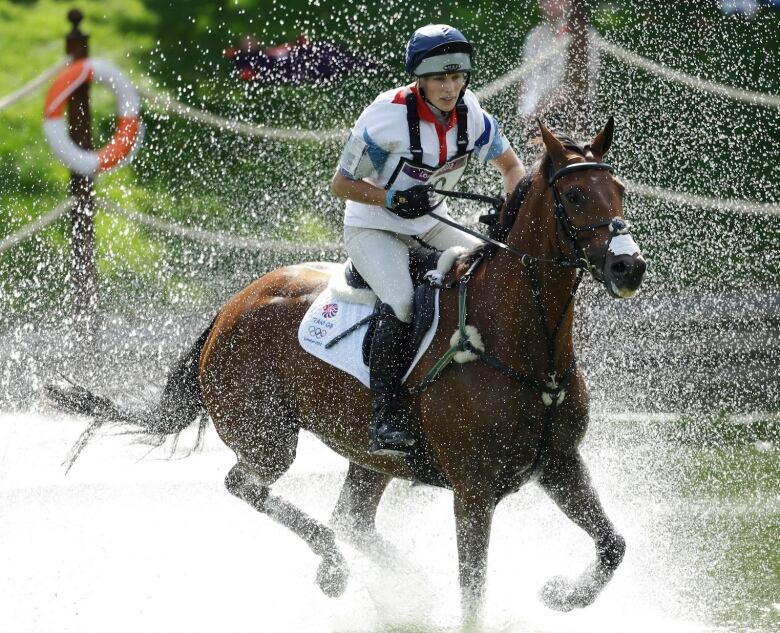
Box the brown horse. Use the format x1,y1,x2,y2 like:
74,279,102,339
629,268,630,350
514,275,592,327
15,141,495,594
48,120,646,619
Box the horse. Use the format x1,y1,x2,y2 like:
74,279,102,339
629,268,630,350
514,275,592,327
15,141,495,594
47,119,646,619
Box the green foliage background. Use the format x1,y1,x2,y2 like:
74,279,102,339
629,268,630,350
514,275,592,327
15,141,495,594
1,0,779,321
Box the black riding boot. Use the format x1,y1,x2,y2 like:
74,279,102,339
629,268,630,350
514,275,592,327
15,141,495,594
368,304,416,456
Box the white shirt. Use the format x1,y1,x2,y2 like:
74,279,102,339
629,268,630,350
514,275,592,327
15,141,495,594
338,85,509,235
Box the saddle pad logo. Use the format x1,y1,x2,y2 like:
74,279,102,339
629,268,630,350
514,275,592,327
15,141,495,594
321,303,339,319
298,286,440,389
308,325,328,339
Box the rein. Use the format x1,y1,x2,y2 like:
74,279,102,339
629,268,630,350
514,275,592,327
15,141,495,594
424,207,583,269
411,160,617,405
432,188,504,208
432,188,588,270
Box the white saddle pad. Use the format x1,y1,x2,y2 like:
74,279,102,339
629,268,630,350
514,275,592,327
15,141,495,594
298,283,440,389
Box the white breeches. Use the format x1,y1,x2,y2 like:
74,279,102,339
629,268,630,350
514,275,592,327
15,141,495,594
344,222,482,323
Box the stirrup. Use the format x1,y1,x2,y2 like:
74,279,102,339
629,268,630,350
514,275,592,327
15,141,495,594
368,426,416,457
368,413,416,457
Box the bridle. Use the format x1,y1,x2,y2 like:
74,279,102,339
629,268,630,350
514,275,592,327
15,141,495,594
408,155,641,488
548,161,633,279
418,159,638,403
434,159,632,275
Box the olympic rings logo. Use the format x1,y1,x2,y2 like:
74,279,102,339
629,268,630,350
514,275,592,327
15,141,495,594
308,326,328,339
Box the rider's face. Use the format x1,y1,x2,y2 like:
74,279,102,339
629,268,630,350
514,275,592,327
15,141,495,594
417,73,466,113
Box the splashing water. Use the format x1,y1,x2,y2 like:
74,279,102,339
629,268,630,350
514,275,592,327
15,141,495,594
0,407,777,633
1,1,779,631
0,291,777,632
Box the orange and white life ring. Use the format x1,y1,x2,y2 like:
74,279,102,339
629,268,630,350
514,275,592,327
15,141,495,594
43,58,142,176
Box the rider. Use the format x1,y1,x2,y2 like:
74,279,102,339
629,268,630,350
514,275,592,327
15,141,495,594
331,24,525,456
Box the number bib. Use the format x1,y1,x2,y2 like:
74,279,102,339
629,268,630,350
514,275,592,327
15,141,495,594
386,153,471,208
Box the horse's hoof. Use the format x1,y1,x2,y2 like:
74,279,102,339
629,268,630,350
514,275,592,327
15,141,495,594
540,564,607,611
539,575,577,612
316,551,349,598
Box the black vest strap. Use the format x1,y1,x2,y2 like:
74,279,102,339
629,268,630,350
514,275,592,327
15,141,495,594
405,89,470,166
455,97,468,158
405,91,424,164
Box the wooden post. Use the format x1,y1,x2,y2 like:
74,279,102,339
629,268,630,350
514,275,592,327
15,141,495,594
66,8,97,314
565,0,591,138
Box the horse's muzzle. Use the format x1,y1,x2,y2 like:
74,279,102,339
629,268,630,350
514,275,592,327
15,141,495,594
604,253,646,299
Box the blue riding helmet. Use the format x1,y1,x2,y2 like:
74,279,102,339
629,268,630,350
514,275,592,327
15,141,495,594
404,24,474,77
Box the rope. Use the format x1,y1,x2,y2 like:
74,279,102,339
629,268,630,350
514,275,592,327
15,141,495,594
0,58,70,112
3,177,777,259
474,38,567,101
98,200,342,253
135,42,565,141
139,87,347,142
0,197,74,254
624,179,780,217
593,34,780,109
1,43,779,257
4,35,780,127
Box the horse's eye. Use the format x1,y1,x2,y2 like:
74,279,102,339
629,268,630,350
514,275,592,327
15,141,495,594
565,187,584,206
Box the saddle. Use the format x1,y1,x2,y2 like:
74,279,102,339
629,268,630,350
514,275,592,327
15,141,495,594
343,245,441,366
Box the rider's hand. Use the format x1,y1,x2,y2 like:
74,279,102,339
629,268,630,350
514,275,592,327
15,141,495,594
386,184,434,219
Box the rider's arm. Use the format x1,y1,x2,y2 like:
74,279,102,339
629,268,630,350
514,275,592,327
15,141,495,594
332,170,432,219
332,118,395,208
491,147,526,195
331,170,388,207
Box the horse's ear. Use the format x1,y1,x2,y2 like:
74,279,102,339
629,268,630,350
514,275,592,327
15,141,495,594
590,116,615,158
537,119,568,167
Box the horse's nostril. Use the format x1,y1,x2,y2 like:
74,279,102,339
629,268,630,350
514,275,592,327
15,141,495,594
610,257,646,287
611,261,627,277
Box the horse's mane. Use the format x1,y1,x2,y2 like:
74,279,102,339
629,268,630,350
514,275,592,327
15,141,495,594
458,133,590,269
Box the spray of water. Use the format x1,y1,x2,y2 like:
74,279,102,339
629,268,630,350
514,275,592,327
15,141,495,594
0,1,778,631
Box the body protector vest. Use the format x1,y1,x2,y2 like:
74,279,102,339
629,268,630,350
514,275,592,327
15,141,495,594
384,90,471,210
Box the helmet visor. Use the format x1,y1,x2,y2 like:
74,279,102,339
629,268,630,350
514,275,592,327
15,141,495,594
413,51,472,77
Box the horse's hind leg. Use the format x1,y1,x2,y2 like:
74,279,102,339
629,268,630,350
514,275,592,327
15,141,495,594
330,462,392,553
331,462,391,535
537,449,626,611
217,396,348,597
225,461,349,598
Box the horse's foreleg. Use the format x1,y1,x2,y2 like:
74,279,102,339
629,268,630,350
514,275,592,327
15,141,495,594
536,449,625,611
330,462,392,546
453,489,496,623
225,462,349,598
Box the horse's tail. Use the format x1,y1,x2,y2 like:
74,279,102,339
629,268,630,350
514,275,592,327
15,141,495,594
46,316,216,471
